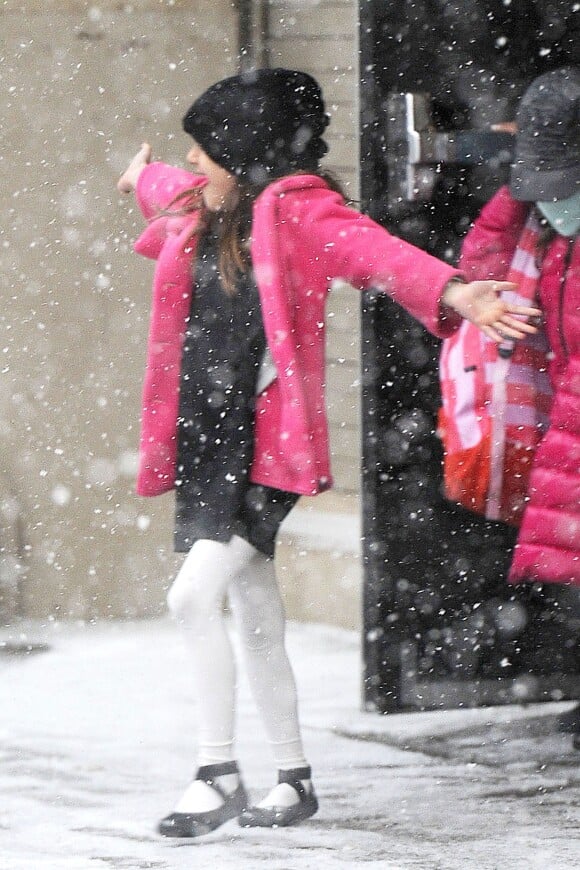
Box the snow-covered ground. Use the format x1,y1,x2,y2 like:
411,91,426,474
0,618,579,870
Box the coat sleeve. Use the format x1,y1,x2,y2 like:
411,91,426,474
135,162,204,218
133,163,206,260
458,186,530,281
295,187,463,338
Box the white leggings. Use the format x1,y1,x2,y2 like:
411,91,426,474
167,535,306,770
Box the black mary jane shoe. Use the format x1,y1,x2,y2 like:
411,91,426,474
158,761,248,838
238,765,318,828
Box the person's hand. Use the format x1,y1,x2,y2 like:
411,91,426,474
442,279,541,343
117,143,152,194
491,122,518,135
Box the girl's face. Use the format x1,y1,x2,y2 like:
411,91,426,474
186,142,238,212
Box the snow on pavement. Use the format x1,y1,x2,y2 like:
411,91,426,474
0,618,579,870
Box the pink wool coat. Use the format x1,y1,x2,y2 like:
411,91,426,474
133,163,461,499
459,187,580,586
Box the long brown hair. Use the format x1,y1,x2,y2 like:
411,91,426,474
164,170,349,296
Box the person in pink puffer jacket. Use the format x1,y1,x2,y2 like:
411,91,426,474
506,68,580,591
457,68,580,587
507,67,580,748
117,68,538,838
449,67,580,745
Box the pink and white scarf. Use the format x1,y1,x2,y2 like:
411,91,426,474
439,212,553,523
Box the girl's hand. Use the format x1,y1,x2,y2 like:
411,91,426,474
442,279,542,343
117,143,152,194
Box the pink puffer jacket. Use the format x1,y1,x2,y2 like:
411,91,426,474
459,187,580,585
133,163,461,498
509,230,580,586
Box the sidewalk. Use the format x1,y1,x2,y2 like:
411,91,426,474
1,618,579,870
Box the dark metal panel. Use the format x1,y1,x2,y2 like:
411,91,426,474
359,0,580,712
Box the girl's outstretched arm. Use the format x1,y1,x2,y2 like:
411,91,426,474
441,278,541,343
117,143,152,194
291,184,541,342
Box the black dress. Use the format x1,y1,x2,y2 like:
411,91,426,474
174,225,299,558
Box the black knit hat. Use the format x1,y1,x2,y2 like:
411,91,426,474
182,68,329,183
510,66,580,201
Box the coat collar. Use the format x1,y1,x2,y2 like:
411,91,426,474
255,173,330,200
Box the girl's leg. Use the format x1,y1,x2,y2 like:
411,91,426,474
165,537,255,815
227,540,315,816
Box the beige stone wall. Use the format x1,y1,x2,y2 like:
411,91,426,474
0,0,238,619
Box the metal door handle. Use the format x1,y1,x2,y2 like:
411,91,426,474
387,92,514,204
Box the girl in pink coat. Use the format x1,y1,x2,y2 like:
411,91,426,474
117,68,538,838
